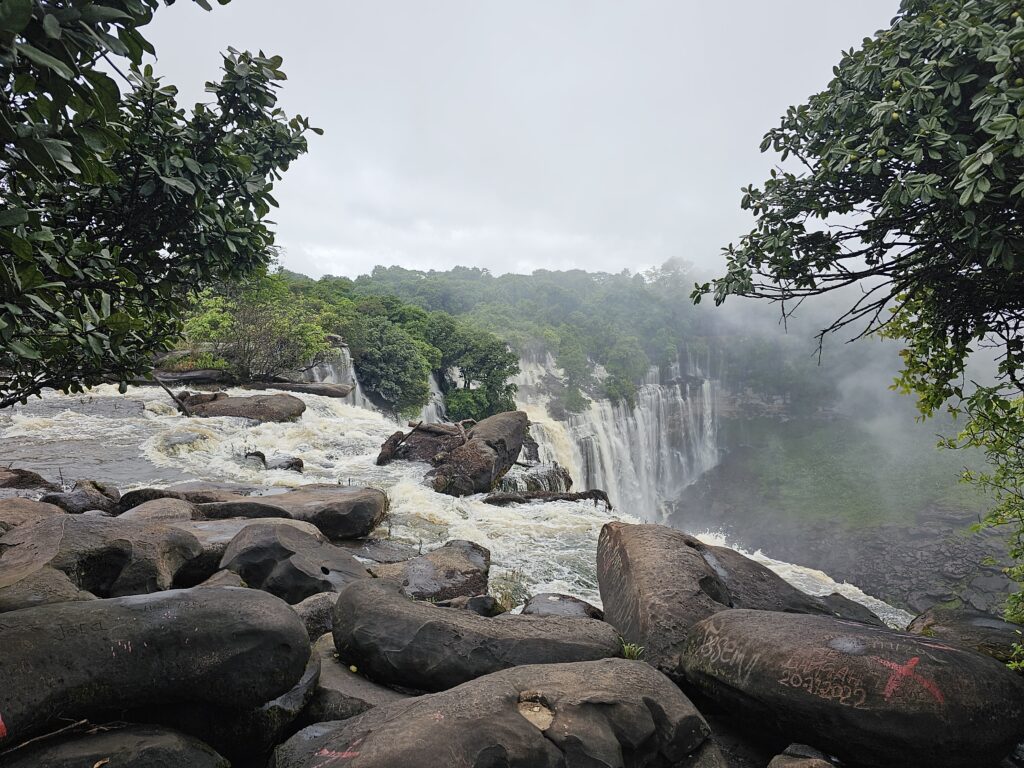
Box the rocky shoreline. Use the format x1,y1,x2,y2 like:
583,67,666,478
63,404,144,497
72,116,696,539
1,403,1023,767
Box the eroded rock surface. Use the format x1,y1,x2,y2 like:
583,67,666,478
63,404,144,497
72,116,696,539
369,539,489,600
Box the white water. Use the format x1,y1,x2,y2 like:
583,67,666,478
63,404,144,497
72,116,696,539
0,385,909,625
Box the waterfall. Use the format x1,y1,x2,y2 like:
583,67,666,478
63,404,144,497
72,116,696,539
300,346,375,411
514,355,719,519
418,374,447,424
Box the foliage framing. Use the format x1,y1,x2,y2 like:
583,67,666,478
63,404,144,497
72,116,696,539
693,0,1024,616
0,0,318,407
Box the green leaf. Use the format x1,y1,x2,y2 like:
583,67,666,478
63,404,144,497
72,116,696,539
8,340,41,360
83,70,121,116
42,14,62,39
16,43,75,80
0,208,29,227
0,0,31,33
79,5,132,23
160,176,196,195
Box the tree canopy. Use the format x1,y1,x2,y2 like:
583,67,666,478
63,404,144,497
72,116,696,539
692,0,1024,617
0,0,317,407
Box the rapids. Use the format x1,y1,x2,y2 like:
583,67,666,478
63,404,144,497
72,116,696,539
0,385,912,627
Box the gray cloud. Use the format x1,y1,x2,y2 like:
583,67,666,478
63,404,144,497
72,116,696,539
147,1,899,278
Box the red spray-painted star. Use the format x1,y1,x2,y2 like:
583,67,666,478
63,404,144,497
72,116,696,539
871,656,945,704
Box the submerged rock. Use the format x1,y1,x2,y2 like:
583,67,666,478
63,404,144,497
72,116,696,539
303,633,410,724
40,479,120,514
0,724,230,768
597,522,882,677
0,587,310,745
369,539,489,600
332,579,622,692
220,522,369,604
522,592,604,620
273,659,718,768
908,605,1023,664
0,514,202,603
183,392,307,422
680,609,1024,768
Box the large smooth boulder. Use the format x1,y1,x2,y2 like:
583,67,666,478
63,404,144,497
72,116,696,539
332,580,622,692
431,411,528,496
0,515,202,601
597,522,881,676
134,646,321,765
0,565,96,613
292,592,337,640
273,658,718,768
169,517,327,587
220,523,369,604
116,484,254,512
40,479,120,514
184,391,306,422
680,609,1024,768
369,539,489,600
908,605,1023,663
0,587,310,745
0,467,58,492
0,497,63,534
198,485,388,541
304,633,409,724
0,724,230,768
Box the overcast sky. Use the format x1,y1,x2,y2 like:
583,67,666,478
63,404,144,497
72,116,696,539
145,1,899,279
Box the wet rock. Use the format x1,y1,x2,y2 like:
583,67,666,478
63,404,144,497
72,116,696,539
269,456,304,472
304,633,409,724
170,517,327,587
522,592,604,620
680,609,1024,768
0,497,64,534
0,587,311,745
496,462,574,494
332,579,622,692
768,744,838,768
435,594,504,616
428,411,528,496
40,479,120,514
0,467,59,492
184,392,307,422
248,381,354,398
369,539,489,600
0,724,230,768
198,485,388,541
335,537,418,563
908,605,1023,663
293,591,337,640
198,569,246,588
0,566,96,612
220,522,370,604
597,522,881,677
135,646,321,765
116,484,256,512
119,497,200,522
273,658,715,768
0,515,202,599
153,367,234,385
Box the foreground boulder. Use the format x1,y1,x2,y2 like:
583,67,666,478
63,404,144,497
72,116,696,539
0,587,310,745
680,609,1024,768
369,539,489,600
0,497,63,534
40,479,120,514
0,724,229,768
273,658,721,768
332,580,622,692
522,592,604,620
198,485,388,541
597,522,881,676
119,496,200,522
908,605,1023,663
183,391,307,422
0,515,202,603
431,411,528,496
133,647,321,765
304,633,409,724
220,523,369,604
